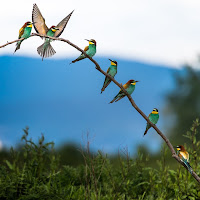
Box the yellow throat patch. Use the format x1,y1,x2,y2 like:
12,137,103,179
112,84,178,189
89,41,94,45
27,24,32,28
52,28,57,32
152,111,158,114
131,82,136,85
111,61,117,66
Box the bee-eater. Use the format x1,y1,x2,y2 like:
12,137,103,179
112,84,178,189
70,39,96,64
101,59,117,93
32,4,73,60
37,26,59,60
144,108,159,136
175,145,193,174
109,80,139,103
14,21,33,53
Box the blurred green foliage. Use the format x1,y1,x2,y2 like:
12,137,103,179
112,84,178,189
166,66,200,145
0,121,200,199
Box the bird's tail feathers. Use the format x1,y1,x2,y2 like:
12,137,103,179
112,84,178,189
109,98,117,104
109,94,118,104
71,55,85,64
143,124,151,137
101,79,111,94
14,40,22,53
37,43,56,61
109,94,125,104
184,161,193,174
114,96,125,102
143,128,148,136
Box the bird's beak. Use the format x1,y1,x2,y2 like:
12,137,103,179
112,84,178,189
85,39,90,42
135,81,139,82
32,22,37,24
108,59,112,62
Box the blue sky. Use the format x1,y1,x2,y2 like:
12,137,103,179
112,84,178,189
0,56,177,154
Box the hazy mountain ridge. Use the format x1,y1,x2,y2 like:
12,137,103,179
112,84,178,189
0,56,178,153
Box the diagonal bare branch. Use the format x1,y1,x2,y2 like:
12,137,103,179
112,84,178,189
1,32,200,183
0,38,25,49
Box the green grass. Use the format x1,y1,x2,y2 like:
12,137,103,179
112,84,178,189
0,120,200,199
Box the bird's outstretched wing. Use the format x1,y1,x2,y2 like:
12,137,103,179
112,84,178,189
54,10,74,37
32,4,48,35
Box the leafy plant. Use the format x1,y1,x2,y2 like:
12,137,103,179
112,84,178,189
0,122,200,199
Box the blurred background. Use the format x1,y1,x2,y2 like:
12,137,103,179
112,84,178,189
1,0,200,163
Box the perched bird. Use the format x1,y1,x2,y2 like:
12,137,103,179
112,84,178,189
109,80,138,103
70,39,96,64
175,145,193,174
32,3,74,60
101,59,118,93
144,108,159,136
14,21,33,53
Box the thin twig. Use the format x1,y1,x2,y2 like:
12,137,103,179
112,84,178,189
1,33,200,183
0,38,25,48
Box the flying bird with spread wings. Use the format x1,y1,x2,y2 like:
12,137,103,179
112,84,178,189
32,4,74,60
